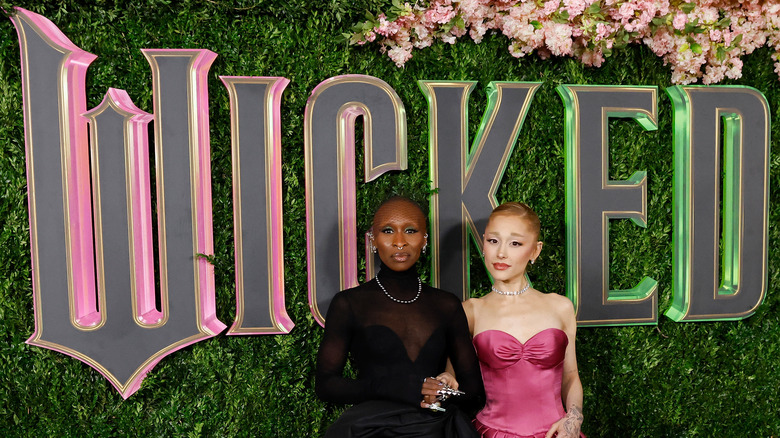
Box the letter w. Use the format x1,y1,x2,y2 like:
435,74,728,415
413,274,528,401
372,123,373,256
12,7,225,398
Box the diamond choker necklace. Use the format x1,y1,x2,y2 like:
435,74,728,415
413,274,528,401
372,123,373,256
491,282,531,296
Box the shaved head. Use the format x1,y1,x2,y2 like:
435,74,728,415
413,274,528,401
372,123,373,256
372,197,427,234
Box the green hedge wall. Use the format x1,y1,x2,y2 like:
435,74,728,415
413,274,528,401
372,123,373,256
1,1,778,436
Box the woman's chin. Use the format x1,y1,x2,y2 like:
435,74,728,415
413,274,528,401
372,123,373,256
382,258,418,271
488,271,523,283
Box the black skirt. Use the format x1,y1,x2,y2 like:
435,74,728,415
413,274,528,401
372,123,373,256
323,400,479,438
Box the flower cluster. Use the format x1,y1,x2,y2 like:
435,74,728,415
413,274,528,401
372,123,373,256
346,0,780,84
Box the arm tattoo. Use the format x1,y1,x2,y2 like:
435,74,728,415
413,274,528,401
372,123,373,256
562,404,583,436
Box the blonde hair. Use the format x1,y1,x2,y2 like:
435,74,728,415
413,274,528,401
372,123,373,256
488,202,541,239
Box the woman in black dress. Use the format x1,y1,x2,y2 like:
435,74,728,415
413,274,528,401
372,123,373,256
316,196,484,437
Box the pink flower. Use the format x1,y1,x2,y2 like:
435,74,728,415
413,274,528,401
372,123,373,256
470,21,489,43
698,6,719,24
414,36,433,49
544,22,573,56
564,0,587,18
672,12,687,31
542,0,560,17
709,29,721,42
412,23,429,40
671,68,698,85
703,64,726,84
581,49,605,67
452,25,468,38
423,5,456,25
726,57,743,79
352,0,780,84
460,0,482,17
656,0,670,16
508,42,527,58
393,28,412,46
502,17,538,42
387,46,412,67
442,33,457,44
645,28,674,56
723,31,733,47
376,14,401,37
501,16,522,39
595,22,611,41
617,3,636,21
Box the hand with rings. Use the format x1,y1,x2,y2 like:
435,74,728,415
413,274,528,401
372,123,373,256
420,376,465,412
435,372,458,390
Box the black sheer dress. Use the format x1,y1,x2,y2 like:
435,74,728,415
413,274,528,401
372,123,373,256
316,264,484,437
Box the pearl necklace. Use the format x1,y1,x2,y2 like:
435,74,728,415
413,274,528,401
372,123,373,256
376,275,422,304
492,282,531,296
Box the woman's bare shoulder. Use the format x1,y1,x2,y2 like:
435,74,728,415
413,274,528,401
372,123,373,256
538,291,575,314
462,296,482,313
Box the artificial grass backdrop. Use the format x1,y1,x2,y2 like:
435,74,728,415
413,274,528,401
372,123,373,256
1,1,778,436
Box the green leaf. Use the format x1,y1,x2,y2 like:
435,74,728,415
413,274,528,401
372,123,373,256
587,2,601,14
680,2,696,13
715,45,727,61
683,18,700,35
531,20,542,30
454,15,465,30
691,42,702,54
196,252,216,265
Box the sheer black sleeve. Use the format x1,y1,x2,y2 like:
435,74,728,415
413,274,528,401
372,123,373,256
315,288,425,405
315,291,371,404
441,293,485,413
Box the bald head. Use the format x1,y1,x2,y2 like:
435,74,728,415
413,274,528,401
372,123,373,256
372,197,427,234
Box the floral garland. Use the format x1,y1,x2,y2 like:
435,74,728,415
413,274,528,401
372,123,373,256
347,0,780,84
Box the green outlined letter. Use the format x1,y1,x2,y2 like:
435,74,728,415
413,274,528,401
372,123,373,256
558,85,659,326
665,86,769,322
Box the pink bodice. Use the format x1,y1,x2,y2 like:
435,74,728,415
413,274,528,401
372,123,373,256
473,328,568,438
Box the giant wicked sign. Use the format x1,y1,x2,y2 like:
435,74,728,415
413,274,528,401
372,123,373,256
9,7,770,397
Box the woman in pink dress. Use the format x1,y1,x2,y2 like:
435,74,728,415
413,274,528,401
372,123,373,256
430,202,584,438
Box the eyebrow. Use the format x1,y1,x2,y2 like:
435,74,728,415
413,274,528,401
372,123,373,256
485,231,526,237
376,220,422,229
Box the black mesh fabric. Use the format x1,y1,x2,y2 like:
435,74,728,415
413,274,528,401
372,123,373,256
316,263,484,411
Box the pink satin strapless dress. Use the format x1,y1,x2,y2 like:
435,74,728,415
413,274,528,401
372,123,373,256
473,328,575,438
